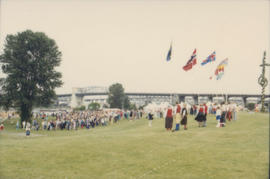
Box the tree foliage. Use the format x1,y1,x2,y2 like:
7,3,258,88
123,95,131,110
107,83,126,109
0,30,63,123
247,103,255,111
88,102,100,111
73,105,86,111
102,103,109,108
138,104,146,110
129,103,137,110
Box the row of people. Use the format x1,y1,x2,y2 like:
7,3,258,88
164,102,188,131
20,109,145,135
163,102,238,131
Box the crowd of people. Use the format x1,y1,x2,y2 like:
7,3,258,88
0,101,240,136
18,109,144,136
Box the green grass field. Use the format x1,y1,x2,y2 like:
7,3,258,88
0,112,269,179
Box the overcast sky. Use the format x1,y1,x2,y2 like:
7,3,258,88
0,0,269,95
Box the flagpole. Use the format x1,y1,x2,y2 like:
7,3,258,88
219,78,223,104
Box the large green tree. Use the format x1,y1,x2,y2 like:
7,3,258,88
107,83,126,109
0,30,63,124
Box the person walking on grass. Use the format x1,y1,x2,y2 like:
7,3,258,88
172,102,181,132
181,103,188,130
220,102,227,127
216,105,221,127
16,120,20,130
203,103,208,127
22,121,26,129
25,122,31,136
226,103,232,122
165,105,173,131
148,111,154,127
0,123,4,131
232,103,237,121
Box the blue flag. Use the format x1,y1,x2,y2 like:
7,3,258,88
166,44,172,61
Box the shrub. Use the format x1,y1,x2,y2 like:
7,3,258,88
247,103,255,111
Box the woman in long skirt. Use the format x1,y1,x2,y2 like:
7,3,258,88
181,103,188,130
165,106,173,131
226,107,232,122
195,104,205,127
148,111,154,127
220,102,227,127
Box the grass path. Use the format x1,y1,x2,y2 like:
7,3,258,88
0,112,269,179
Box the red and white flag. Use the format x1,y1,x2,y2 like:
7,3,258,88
183,49,197,71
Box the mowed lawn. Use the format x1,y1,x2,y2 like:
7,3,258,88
0,112,269,179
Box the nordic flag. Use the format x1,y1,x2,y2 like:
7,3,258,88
201,51,216,66
183,49,197,71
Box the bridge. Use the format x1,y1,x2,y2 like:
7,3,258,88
56,87,270,108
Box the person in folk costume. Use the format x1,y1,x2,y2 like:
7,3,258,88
181,103,188,130
195,103,205,127
226,103,232,122
203,103,208,127
165,105,173,131
172,102,181,132
148,111,154,127
220,102,227,127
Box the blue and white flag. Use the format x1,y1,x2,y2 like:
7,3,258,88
201,51,216,65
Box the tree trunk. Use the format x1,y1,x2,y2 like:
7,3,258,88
20,104,32,125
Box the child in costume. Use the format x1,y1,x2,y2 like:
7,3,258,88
173,102,181,132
